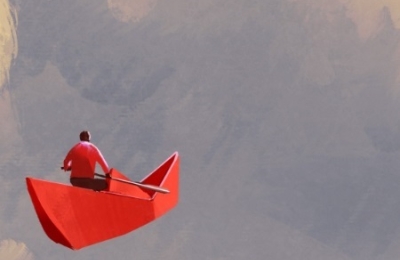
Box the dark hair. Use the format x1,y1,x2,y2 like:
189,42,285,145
79,131,91,141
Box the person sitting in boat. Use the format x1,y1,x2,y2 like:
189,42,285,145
63,130,110,191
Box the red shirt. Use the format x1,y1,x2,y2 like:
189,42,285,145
63,141,109,178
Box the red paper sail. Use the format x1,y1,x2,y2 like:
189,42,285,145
26,152,179,250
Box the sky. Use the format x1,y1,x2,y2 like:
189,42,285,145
2,0,400,259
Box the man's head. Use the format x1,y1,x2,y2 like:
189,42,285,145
79,131,91,142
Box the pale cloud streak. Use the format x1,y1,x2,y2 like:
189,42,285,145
0,240,33,260
291,0,400,39
107,0,156,23
341,0,400,39
0,0,17,91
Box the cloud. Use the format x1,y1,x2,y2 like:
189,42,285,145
340,0,400,39
291,0,400,39
0,0,18,91
0,240,33,260
107,0,156,23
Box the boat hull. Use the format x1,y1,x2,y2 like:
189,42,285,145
26,152,179,250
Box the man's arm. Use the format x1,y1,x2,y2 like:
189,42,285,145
63,146,75,171
63,152,72,171
93,145,109,174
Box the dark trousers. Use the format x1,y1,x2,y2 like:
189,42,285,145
70,178,108,191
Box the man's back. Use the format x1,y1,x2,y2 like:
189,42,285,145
64,141,109,178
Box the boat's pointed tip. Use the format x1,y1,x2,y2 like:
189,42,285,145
26,177,33,185
68,245,81,251
26,177,38,187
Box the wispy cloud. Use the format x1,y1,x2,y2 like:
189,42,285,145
0,0,17,91
341,0,400,39
291,0,400,39
107,0,156,23
0,240,33,260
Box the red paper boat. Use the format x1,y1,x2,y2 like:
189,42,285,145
26,152,179,250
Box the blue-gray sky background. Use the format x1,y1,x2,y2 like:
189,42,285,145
2,0,400,259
